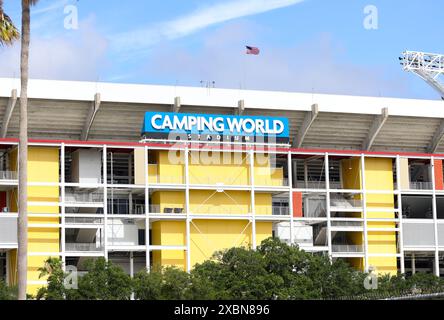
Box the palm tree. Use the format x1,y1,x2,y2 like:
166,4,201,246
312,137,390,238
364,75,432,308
17,0,39,300
0,0,19,45
1,0,40,300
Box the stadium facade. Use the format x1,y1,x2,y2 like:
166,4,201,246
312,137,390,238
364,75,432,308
0,78,444,294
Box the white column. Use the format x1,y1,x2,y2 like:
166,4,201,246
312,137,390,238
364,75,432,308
431,156,440,277
185,147,191,272
129,192,133,215
325,153,332,261
360,154,369,273
288,151,294,245
144,146,150,271
61,143,66,270
396,155,405,274
103,146,108,260
250,149,256,250
130,251,134,278
412,253,416,274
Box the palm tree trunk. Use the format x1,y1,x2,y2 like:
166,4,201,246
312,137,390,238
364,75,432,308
17,0,30,301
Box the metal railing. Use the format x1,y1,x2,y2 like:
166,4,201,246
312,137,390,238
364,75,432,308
330,197,362,209
271,207,290,216
331,221,363,227
295,181,326,189
332,244,364,253
255,177,288,187
294,181,342,189
409,181,433,190
64,192,104,203
65,217,103,225
149,205,185,214
0,171,17,180
65,243,103,252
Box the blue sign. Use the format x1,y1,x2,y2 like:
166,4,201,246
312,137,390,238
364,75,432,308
141,112,289,144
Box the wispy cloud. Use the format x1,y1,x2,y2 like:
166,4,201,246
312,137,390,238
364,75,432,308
111,0,305,53
32,0,71,15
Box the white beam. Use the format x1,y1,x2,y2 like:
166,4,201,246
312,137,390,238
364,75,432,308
428,119,444,153
362,107,389,151
81,93,101,141
294,104,319,148
172,96,181,113
236,100,245,115
1,89,17,138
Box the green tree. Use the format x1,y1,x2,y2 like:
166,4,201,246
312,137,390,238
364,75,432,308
0,280,17,300
35,257,68,300
258,237,317,299
76,258,132,300
199,246,284,300
133,268,163,300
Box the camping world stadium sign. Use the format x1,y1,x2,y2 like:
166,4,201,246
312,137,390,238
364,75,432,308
141,112,290,145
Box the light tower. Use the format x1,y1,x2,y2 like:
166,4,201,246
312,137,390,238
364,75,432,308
400,51,444,99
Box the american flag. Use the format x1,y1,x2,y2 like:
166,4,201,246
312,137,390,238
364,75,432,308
246,46,260,55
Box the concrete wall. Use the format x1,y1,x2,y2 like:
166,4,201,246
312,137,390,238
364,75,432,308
71,149,102,184
107,219,142,246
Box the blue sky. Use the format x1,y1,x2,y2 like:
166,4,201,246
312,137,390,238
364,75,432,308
1,0,444,99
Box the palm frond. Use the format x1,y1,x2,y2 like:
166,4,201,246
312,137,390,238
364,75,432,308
0,11,19,45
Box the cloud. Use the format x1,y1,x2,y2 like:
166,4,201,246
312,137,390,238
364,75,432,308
32,0,71,15
111,0,305,54
141,24,411,98
0,17,108,81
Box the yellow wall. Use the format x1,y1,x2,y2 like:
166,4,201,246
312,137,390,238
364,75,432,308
147,151,283,187
152,221,186,270
399,158,410,190
134,148,146,185
151,220,272,270
364,158,397,275
151,191,185,213
9,147,60,295
150,150,275,271
341,157,397,275
8,249,17,286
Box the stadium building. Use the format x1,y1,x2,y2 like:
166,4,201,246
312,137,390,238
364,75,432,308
1,78,444,294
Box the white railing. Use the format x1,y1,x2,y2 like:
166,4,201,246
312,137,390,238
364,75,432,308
191,206,248,215
255,177,289,187
149,205,184,214
271,207,290,216
295,181,341,189
149,205,290,216
65,217,103,224
0,171,17,180
331,221,363,227
189,176,249,185
148,175,184,184
409,181,433,190
65,243,103,252
64,192,104,203
332,244,364,253
330,197,362,209
296,181,324,189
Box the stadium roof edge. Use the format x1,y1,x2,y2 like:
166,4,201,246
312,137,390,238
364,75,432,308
1,77,444,118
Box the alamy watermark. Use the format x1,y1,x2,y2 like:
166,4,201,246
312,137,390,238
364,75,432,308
363,5,379,30
63,4,79,30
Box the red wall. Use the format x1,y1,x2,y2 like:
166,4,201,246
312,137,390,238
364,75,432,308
292,192,303,218
0,192,6,210
434,159,444,190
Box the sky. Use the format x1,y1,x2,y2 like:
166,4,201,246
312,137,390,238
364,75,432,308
1,0,444,100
